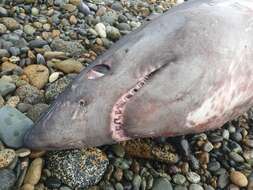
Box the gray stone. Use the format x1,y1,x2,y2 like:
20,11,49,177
29,39,48,48
45,76,72,101
133,175,141,190
46,148,109,188
15,84,44,105
9,47,20,56
0,169,16,190
0,49,10,58
173,174,186,185
0,7,8,17
0,106,33,148
106,26,121,41
186,172,201,183
189,184,204,190
152,177,172,190
50,38,86,57
0,23,7,34
0,80,16,97
218,173,229,189
117,23,131,31
27,103,49,121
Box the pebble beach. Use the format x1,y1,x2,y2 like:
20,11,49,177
0,0,253,189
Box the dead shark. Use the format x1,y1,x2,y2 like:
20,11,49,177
24,0,253,150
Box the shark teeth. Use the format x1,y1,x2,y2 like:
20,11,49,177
110,76,147,141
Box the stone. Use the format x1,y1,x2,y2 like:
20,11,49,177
6,96,20,107
24,158,43,185
0,49,9,58
0,80,16,97
0,106,33,148
15,84,44,104
0,7,8,17
27,103,49,121
1,61,19,71
24,25,36,35
16,148,31,157
44,51,66,60
53,59,84,73
46,148,109,188
21,184,34,190
189,184,204,190
28,39,48,48
95,23,106,38
0,17,20,31
0,169,16,190
44,177,62,189
23,65,49,89
50,38,86,57
123,139,178,164
0,149,16,168
111,144,125,158
173,174,186,185
230,171,248,187
186,172,201,183
106,26,121,41
133,175,141,190
45,76,72,101
49,72,62,83
0,23,7,34
152,177,172,190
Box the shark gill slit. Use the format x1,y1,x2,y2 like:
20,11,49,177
110,61,171,142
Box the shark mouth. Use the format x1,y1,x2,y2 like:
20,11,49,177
110,61,172,142
110,76,148,141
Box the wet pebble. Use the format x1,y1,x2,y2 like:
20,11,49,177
230,171,248,187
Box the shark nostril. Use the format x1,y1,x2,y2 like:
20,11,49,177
79,99,87,107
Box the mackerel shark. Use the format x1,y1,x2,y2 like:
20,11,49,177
24,0,253,150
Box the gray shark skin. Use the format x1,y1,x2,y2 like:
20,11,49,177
24,0,253,150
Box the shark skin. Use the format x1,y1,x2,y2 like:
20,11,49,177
24,0,253,150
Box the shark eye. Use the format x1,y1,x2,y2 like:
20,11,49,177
87,64,110,79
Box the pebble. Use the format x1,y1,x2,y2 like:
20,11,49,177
0,23,7,34
95,23,107,38
186,172,201,183
21,184,34,190
152,177,173,190
6,96,20,107
173,174,186,185
45,76,72,101
24,158,43,185
15,84,44,104
16,148,31,157
27,103,49,121
132,175,141,190
230,171,248,187
44,177,62,189
0,49,9,58
44,51,66,60
189,184,204,190
0,149,16,168
46,148,109,188
0,7,8,17
53,59,84,73
29,39,48,49
0,169,16,190
49,72,62,83
0,79,16,97
0,17,20,31
111,144,125,158
24,25,36,36
23,65,49,89
0,106,33,148
106,26,121,41
218,173,229,189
